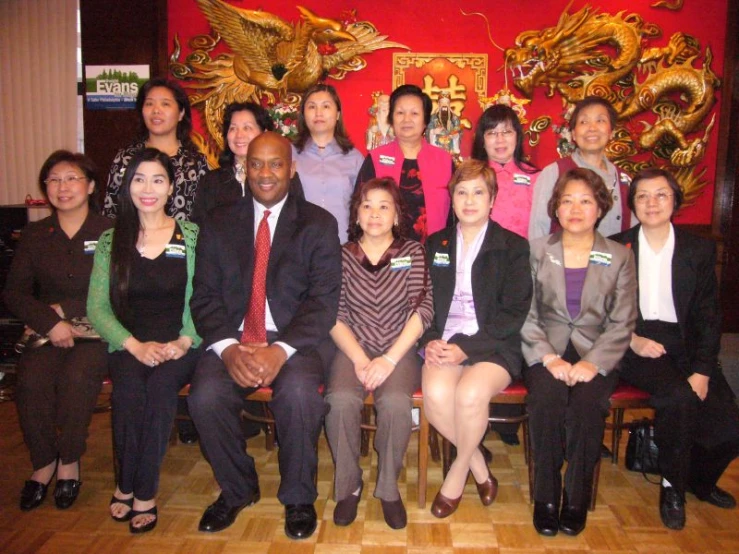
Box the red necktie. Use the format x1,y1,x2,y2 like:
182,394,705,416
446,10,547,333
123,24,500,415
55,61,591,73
241,210,271,343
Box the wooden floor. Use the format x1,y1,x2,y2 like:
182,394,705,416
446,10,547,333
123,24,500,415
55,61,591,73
1,398,738,554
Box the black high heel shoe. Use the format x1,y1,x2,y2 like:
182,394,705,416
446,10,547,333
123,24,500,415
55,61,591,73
129,506,158,534
110,494,135,522
20,461,58,511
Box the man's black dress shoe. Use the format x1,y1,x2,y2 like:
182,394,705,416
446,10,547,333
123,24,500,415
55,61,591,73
285,504,317,539
198,490,260,533
533,501,559,536
690,485,737,509
559,503,587,535
659,485,685,530
178,428,199,445
54,479,82,510
20,480,49,511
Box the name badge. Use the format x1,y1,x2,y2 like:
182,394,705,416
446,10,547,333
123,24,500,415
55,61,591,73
390,255,412,270
378,154,396,166
513,173,531,186
433,252,450,267
83,240,98,255
589,251,612,266
165,244,186,259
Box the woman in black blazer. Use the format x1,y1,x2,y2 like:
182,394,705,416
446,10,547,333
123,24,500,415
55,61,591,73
612,168,739,531
421,160,532,518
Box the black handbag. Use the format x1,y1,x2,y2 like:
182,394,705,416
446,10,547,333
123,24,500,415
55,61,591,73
625,418,660,478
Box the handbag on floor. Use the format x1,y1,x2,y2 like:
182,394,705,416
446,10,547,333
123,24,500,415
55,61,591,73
625,418,660,479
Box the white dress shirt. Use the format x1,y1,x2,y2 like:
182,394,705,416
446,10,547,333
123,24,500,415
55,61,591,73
210,194,296,359
638,224,678,322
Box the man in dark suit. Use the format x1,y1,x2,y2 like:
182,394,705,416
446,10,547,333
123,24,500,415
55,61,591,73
188,132,341,539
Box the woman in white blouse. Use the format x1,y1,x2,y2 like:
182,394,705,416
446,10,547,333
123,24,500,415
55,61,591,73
612,168,739,531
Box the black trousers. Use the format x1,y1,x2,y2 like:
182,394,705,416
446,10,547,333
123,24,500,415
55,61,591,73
109,348,198,500
16,341,107,469
524,342,619,507
619,321,739,495
188,348,325,507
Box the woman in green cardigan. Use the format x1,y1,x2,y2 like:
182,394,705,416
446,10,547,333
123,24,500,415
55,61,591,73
88,148,201,534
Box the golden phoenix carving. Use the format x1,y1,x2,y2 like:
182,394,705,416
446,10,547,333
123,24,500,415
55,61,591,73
170,0,408,164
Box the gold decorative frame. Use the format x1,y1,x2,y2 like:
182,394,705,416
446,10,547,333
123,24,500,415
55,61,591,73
392,53,488,96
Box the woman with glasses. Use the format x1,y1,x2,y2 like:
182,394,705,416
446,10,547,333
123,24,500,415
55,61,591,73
471,104,539,239
611,168,739,530
3,151,112,511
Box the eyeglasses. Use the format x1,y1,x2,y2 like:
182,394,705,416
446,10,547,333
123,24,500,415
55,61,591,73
634,190,673,205
44,175,88,187
485,129,515,138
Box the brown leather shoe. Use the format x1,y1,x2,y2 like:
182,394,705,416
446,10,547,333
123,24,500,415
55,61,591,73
475,470,499,506
430,489,462,518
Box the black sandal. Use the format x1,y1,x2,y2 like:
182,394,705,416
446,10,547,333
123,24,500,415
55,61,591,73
129,506,158,534
109,494,134,522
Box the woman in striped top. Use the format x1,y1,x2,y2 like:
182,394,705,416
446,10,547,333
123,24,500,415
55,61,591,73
325,177,434,530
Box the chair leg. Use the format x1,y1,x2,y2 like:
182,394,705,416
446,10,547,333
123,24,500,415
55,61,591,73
523,418,530,465
360,405,372,456
441,437,453,479
417,404,429,509
528,455,535,504
429,427,441,462
590,458,601,512
261,402,276,451
612,408,624,464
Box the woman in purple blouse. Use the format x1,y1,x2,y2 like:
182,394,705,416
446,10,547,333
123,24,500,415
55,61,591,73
421,160,532,518
293,84,364,244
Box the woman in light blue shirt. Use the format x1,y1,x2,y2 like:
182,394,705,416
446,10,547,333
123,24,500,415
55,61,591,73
293,84,364,244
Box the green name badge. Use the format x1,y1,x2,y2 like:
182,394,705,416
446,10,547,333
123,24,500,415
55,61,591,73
589,251,612,266
390,255,412,270
165,244,186,259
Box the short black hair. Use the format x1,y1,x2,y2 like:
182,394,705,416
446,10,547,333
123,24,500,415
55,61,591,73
569,96,618,131
388,84,433,126
219,102,274,167
38,150,100,211
627,167,684,213
471,104,537,173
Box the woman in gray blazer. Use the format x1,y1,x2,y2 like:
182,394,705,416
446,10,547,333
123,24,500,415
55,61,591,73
521,167,637,537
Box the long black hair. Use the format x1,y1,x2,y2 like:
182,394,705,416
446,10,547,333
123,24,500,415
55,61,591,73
294,84,355,154
135,78,195,150
109,148,174,326
471,105,538,174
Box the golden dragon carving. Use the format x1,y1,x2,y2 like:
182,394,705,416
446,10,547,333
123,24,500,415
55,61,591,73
504,3,719,206
170,0,407,165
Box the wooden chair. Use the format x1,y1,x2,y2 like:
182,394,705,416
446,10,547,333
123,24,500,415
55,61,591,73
606,382,652,464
